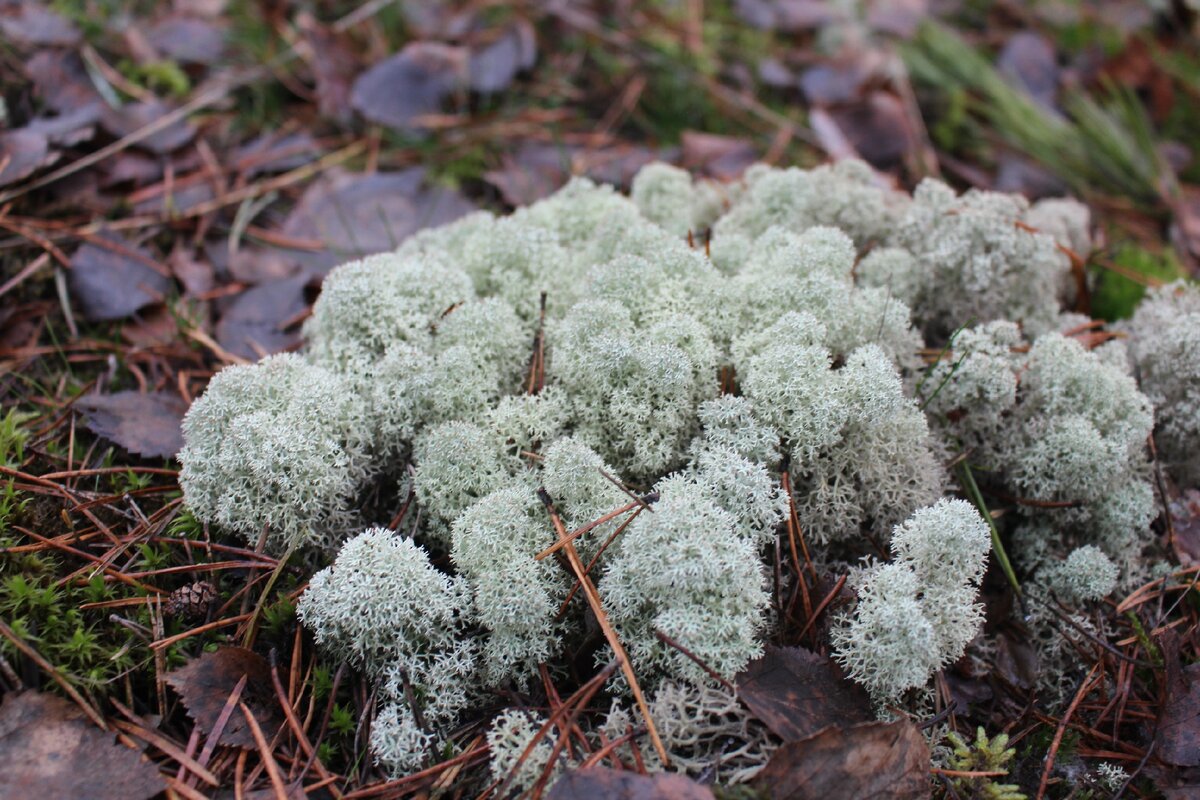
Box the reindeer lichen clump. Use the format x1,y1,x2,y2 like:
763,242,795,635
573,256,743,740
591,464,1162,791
178,158,1176,783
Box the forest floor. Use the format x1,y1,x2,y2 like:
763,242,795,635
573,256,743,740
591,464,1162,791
1,1,1199,798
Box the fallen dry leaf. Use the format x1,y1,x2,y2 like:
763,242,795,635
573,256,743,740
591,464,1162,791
233,131,322,178
827,91,916,170
101,100,197,154
69,234,173,322
215,274,309,361
0,128,52,188
737,646,873,741
351,42,468,132
547,767,714,799
282,168,475,270
76,390,188,459
485,142,575,206
754,720,930,799
469,20,537,94
0,691,164,800
25,49,103,118
168,244,216,296
297,13,359,125
1157,630,1200,767
680,131,757,179
165,646,284,749
1168,488,1200,567
145,14,227,65
0,3,81,47
734,0,837,32
996,32,1059,110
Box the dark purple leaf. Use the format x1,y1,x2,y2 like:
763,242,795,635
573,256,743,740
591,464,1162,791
25,50,103,117
997,32,1060,110
469,20,537,94
282,168,475,272
0,4,81,47
0,129,51,188
681,131,757,179
146,15,227,65
101,100,196,154
69,234,172,322
297,12,359,125
350,42,468,132
232,131,321,178
734,0,837,32
827,91,915,170
76,391,188,459
484,142,575,206
215,274,308,361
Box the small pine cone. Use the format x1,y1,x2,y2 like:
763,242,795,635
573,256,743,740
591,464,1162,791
165,581,217,619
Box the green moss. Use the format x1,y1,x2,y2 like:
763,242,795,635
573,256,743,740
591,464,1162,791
1090,243,1187,321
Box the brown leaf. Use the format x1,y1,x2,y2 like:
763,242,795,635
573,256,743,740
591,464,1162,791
1158,631,1200,767
297,13,359,124
755,720,931,799
737,646,874,741
282,168,475,271
69,234,173,322
469,20,537,94
0,691,164,800
827,91,916,170
350,42,468,132
680,131,757,180
547,767,715,799
165,646,284,749
0,3,81,47
76,391,188,459
215,274,309,361
101,100,197,155
0,128,51,188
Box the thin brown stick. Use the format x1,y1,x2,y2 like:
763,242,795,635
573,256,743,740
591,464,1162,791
1036,663,1101,800
240,701,290,799
538,488,670,767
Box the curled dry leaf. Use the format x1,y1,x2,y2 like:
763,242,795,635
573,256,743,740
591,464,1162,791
0,691,164,800
736,645,873,741
754,720,931,800
75,390,189,459
165,646,284,749
547,767,714,800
